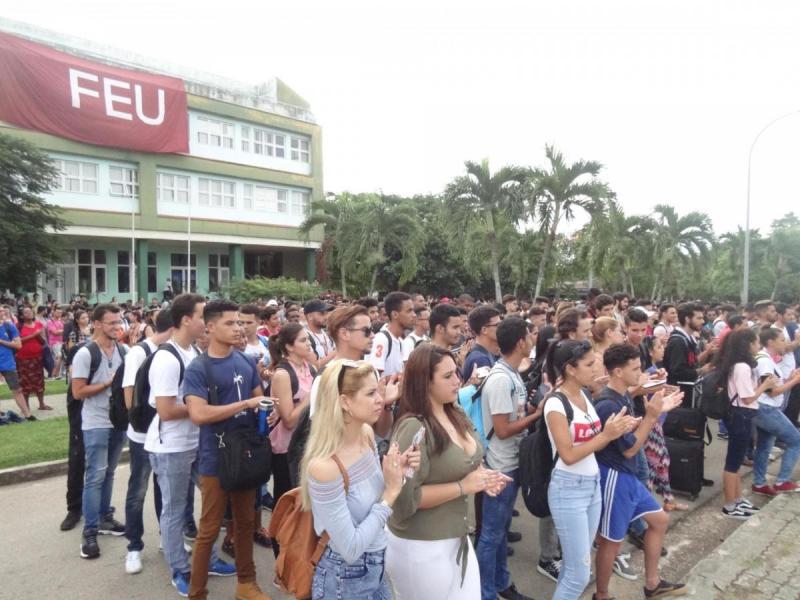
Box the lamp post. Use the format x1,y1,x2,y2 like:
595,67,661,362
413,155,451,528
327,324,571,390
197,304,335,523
743,110,800,305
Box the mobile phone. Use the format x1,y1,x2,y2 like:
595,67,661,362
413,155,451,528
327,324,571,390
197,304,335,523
404,426,425,479
642,379,666,390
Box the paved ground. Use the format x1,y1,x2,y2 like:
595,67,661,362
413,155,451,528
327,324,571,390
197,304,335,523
1,391,68,420
685,492,800,600
0,397,795,600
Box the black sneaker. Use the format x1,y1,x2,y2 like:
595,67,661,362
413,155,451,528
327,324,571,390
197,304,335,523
507,546,514,557
98,515,126,536
537,559,561,583
60,510,81,531
721,505,752,520
627,531,667,557
262,491,274,511
498,583,534,600
512,509,520,517
184,521,198,541
80,533,100,559
644,579,687,598
507,530,522,543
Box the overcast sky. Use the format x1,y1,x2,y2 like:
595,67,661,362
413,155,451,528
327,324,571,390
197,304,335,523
6,0,800,235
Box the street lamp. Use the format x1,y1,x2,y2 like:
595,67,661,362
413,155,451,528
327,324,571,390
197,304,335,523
743,110,800,305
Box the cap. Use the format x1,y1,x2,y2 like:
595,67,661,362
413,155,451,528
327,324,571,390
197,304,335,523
304,299,333,314
266,299,278,307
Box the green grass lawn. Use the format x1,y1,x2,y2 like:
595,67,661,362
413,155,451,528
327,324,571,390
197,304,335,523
0,378,68,400
0,416,69,469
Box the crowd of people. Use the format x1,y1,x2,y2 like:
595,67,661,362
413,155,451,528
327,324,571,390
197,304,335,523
2,287,800,599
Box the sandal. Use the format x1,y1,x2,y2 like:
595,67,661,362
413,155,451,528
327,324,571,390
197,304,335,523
253,527,272,548
38,405,54,411
663,501,689,512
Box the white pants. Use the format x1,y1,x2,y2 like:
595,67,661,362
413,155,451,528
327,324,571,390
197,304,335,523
385,530,480,600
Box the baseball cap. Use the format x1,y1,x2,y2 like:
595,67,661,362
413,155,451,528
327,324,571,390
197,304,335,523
304,299,333,314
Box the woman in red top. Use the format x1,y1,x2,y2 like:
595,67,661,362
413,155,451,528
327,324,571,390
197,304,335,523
17,307,51,411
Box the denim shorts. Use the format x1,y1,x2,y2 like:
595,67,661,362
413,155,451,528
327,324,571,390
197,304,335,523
312,546,391,600
722,406,757,473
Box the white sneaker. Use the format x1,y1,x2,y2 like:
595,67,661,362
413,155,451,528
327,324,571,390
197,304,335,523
125,550,143,574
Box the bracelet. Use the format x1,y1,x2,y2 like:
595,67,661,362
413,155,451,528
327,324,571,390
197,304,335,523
456,480,464,497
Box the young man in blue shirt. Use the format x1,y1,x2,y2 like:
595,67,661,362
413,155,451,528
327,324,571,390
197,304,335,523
593,344,686,600
0,306,32,420
185,300,272,600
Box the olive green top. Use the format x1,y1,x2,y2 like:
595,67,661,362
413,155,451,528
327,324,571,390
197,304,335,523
388,414,483,542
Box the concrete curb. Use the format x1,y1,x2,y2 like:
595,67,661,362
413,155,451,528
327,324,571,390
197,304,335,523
0,447,130,487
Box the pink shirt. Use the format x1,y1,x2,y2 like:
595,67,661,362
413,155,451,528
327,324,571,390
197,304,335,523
728,362,757,409
269,361,313,454
47,319,64,346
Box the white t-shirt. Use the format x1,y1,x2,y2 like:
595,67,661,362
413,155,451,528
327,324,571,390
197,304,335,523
778,326,797,373
544,391,601,477
244,338,270,387
367,325,404,377
144,340,199,454
756,351,784,409
401,332,429,361
122,339,158,444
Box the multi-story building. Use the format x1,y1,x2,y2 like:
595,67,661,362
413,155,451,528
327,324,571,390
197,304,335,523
0,19,322,304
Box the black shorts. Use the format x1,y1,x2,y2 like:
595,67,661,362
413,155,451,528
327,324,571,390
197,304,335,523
1,369,20,391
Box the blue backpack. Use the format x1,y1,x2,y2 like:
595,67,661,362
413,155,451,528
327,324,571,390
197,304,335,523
458,362,519,449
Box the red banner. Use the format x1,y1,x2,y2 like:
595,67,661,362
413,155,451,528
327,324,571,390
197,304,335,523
0,31,188,153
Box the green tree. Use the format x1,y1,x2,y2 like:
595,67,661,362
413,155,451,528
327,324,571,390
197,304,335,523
299,192,361,297
444,159,527,302
529,145,612,298
0,134,66,291
649,204,714,300
355,193,423,295
767,213,800,300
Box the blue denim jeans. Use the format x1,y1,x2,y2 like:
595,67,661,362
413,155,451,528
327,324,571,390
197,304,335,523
753,404,800,486
82,428,126,534
548,469,602,600
312,547,391,600
150,449,200,574
477,469,520,600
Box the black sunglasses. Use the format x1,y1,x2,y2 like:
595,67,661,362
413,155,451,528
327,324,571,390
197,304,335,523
346,326,374,337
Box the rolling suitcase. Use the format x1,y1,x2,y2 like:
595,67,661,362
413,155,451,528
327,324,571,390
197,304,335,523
666,436,704,500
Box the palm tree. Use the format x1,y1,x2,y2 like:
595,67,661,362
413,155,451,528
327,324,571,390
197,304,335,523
444,159,527,302
299,192,361,297
575,201,654,295
529,145,612,298
356,193,423,295
649,204,714,300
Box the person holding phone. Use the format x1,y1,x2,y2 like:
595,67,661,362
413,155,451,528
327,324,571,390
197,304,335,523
714,328,778,520
543,339,638,600
302,360,420,599
386,345,509,599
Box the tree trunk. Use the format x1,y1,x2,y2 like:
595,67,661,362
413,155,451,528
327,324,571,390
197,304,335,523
485,211,502,302
339,260,347,298
368,239,385,296
534,202,561,298
629,273,636,299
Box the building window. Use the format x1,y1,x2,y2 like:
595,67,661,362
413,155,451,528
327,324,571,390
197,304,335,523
54,159,98,194
199,178,235,208
77,249,106,295
291,190,310,216
243,183,279,212
109,166,139,198
147,252,158,294
170,253,197,294
277,189,288,213
197,116,234,149
241,126,250,152
157,173,190,203
117,250,130,294
208,254,230,293
290,137,310,163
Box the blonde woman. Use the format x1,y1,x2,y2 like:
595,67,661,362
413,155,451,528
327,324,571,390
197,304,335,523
589,317,625,396
302,360,420,600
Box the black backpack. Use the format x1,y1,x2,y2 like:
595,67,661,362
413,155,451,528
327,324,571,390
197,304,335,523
128,343,186,434
520,391,573,518
698,368,733,420
109,341,152,431
67,341,126,412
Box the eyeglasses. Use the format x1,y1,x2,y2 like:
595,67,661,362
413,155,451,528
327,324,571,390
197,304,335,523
346,327,374,337
337,359,361,392
585,413,601,437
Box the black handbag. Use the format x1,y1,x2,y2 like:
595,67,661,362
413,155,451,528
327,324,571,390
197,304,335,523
200,353,271,491
663,407,712,445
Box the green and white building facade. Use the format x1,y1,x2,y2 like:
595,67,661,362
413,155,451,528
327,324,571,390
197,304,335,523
0,20,322,304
